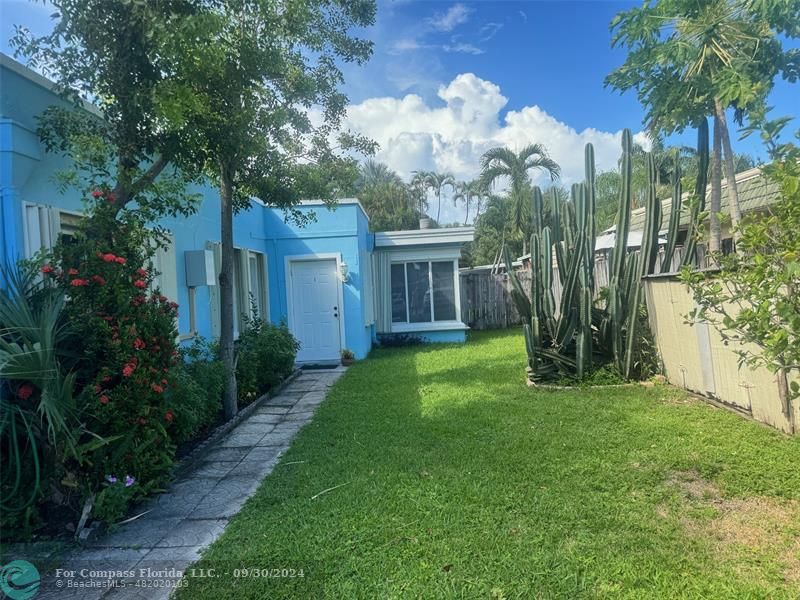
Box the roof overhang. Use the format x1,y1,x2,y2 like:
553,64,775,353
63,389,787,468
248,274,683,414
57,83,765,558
374,226,475,248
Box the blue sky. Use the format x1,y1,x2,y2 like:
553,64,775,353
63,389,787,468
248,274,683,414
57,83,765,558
2,0,798,224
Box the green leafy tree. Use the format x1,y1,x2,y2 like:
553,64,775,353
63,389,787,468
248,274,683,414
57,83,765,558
12,0,201,220
607,0,800,251
353,160,418,231
682,119,800,408
480,145,560,254
470,195,522,268
178,0,375,418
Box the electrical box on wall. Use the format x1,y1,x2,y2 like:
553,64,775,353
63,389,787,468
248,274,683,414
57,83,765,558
185,250,216,287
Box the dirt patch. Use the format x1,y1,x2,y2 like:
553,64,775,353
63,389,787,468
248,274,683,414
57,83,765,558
662,470,800,587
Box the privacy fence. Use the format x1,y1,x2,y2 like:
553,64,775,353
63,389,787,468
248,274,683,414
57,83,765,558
459,247,687,331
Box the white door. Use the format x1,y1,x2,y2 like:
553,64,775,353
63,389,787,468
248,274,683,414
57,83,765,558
289,259,341,362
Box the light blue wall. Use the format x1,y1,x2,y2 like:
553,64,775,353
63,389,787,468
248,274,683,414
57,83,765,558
0,56,375,358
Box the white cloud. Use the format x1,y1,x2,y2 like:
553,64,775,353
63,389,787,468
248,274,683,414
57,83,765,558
426,3,473,32
344,73,644,224
443,42,484,55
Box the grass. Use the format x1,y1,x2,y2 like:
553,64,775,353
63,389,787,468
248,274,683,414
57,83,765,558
178,330,800,599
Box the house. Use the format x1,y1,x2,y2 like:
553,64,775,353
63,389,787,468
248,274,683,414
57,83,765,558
597,166,780,260
0,54,474,363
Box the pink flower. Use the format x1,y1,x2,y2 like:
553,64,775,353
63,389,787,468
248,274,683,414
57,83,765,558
136,268,147,277
164,410,174,423
102,253,117,263
151,384,164,394
92,189,103,199
106,193,116,204
17,383,34,400
68,268,79,276
133,280,146,289
115,257,126,265
70,279,89,287
133,338,145,350
92,275,106,285
41,264,54,274
100,395,110,405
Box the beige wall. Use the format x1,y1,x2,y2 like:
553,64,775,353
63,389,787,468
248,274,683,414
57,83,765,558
644,277,797,435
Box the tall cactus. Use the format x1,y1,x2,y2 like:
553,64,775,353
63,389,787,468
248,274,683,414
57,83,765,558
681,118,710,267
607,129,633,370
505,126,707,384
661,149,683,273
622,152,661,379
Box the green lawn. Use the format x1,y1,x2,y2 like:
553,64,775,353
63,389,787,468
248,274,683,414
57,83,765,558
179,330,800,599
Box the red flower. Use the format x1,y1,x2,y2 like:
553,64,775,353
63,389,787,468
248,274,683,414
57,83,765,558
131,295,146,306
92,189,103,198
133,338,145,350
169,302,179,310
151,384,164,394
70,279,89,287
115,257,127,265
122,360,137,378
100,395,110,405
92,275,106,285
17,383,34,401
102,253,117,263
136,268,147,277
94,384,102,394
102,375,112,383
161,378,168,385
164,410,174,423
41,264,54,274
106,193,116,203
68,268,79,276
133,280,146,289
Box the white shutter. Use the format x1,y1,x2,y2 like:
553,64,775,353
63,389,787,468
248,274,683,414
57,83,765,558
361,250,375,326
23,204,54,258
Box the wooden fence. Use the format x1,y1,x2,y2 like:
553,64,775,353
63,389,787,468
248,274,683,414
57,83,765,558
459,247,690,330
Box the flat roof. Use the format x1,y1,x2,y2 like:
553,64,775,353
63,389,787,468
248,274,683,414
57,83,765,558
374,226,475,248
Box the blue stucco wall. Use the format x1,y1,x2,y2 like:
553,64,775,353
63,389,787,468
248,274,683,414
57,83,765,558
1,56,375,359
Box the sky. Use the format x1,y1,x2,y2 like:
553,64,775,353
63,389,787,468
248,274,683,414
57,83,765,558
1,0,798,225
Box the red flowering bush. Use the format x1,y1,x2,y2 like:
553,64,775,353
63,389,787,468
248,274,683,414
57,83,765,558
44,192,183,502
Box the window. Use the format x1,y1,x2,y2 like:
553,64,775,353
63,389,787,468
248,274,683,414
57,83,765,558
234,248,268,332
391,260,458,325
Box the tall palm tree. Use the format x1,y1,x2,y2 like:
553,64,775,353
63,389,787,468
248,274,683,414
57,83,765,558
480,144,560,254
424,172,455,224
410,170,431,218
453,179,488,225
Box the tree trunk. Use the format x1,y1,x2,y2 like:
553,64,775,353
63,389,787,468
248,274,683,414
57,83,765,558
714,98,743,244
219,162,238,420
709,115,723,256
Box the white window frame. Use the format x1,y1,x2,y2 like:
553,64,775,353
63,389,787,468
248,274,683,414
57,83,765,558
389,257,464,333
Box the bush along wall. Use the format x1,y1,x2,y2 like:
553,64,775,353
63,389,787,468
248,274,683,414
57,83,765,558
1,190,300,539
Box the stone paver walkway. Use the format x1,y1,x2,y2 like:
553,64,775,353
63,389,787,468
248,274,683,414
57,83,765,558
36,368,345,599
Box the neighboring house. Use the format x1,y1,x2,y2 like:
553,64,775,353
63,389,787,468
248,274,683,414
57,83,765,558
597,166,780,259
0,54,474,362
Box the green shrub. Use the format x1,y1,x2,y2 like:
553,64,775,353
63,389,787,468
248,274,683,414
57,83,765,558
236,308,299,406
167,338,225,444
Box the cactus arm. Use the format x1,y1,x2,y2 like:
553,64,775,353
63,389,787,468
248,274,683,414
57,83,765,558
661,149,683,273
681,118,710,267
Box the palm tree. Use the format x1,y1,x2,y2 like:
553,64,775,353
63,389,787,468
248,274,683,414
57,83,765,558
480,144,560,254
453,179,488,225
423,172,455,224
410,170,431,218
